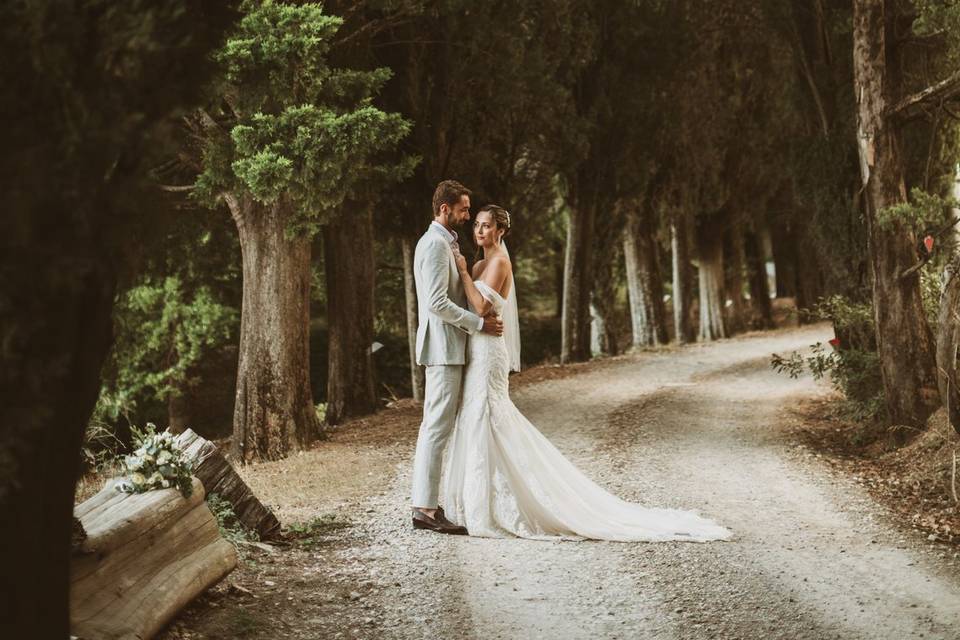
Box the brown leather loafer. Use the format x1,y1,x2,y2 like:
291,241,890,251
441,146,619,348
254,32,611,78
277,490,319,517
412,508,468,535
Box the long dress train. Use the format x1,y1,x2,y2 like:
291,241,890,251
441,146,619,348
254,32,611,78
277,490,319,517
441,280,731,542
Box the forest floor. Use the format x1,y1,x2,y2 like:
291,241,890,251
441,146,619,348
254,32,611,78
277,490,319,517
158,323,960,640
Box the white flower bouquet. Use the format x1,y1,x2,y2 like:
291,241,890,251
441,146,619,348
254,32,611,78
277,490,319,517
116,424,194,498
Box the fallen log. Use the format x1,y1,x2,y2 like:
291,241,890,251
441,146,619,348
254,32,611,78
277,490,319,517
71,477,236,640
175,429,282,540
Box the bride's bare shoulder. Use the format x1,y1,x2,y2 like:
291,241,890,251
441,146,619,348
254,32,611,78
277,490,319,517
487,255,512,273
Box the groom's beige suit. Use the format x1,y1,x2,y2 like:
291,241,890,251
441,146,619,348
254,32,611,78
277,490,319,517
410,221,483,508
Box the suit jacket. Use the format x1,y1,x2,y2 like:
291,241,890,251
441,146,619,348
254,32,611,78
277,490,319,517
414,224,482,366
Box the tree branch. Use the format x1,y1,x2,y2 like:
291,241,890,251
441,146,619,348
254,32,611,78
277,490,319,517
887,70,960,121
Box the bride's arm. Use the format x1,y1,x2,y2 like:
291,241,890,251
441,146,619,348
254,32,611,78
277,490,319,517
456,255,509,316
456,254,493,316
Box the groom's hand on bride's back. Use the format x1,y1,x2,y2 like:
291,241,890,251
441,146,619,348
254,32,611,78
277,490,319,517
481,314,503,336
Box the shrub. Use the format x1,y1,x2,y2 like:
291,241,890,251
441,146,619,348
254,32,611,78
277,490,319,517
772,294,884,421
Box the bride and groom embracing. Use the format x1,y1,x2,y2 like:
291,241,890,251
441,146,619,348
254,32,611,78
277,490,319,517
409,180,731,543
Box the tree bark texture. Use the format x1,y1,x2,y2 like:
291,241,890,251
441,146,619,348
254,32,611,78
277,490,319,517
744,230,774,329
71,478,236,639
561,203,597,363
167,386,191,434
324,205,378,425
0,242,115,639
722,227,747,335
697,218,727,341
795,230,824,316
402,236,425,402
853,0,939,432
770,222,799,298
936,258,960,435
591,209,624,356
231,198,319,462
671,218,697,343
175,428,282,540
624,210,669,347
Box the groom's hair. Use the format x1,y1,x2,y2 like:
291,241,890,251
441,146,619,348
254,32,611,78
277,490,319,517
432,180,471,216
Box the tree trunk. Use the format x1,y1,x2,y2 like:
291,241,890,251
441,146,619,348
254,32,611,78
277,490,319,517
697,218,726,341
561,203,596,362
589,302,606,356
744,230,774,329
672,217,697,343
645,235,669,345
324,205,378,425
770,222,799,298
853,0,938,432
401,236,425,402
592,210,623,356
936,258,960,435
722,227,747,335
167,386,191,434
230,197,319,462
554,238,565,319
624,211,668,347
175,428,282,540
795,230,824,317
0,248,116,639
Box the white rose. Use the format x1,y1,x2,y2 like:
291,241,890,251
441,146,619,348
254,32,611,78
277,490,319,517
161,479,170,488
131,472,146,486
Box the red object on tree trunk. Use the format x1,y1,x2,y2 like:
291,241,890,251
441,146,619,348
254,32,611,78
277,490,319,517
828,338,841,349
924,235,935,253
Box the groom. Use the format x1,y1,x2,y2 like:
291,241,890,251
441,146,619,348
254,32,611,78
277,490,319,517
410,180,503,534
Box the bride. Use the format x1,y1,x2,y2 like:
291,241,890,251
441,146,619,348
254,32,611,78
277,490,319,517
440,204,732,542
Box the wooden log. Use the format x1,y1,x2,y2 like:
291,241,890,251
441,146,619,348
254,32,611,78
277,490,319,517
71,477,237,640
175,429,282,540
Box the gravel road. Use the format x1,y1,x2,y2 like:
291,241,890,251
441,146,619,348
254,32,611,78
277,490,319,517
330,324,960,640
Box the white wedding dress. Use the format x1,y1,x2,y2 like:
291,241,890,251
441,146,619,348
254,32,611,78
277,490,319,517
441,278,732,542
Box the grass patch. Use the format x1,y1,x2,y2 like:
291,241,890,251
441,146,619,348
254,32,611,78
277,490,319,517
285,513,350,547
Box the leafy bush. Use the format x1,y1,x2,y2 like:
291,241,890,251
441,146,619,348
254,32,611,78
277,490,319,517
772,294,884,421
207,492,259,544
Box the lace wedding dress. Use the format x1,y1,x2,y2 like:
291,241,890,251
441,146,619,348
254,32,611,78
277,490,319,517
441,279,732,542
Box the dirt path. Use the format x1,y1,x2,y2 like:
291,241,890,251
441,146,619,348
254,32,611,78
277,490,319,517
166,325,960,639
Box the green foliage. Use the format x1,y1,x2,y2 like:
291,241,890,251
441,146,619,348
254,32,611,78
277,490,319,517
207,492,259,544
772,295,883,421
913,0,960,64
286,513,348,547
877,187,958,232
194,0,416,232
107,276,238,407
808,295,876,351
